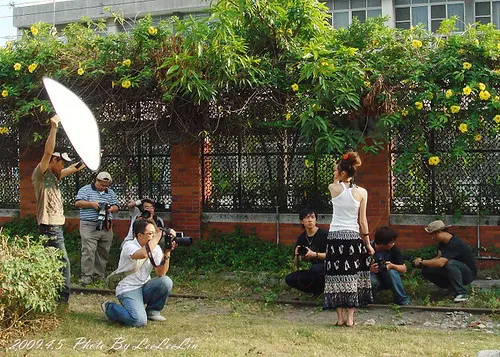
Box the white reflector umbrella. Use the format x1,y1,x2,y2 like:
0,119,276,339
43,77,101,171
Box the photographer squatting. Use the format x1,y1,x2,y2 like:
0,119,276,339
101,219,177,327
74,172,119,286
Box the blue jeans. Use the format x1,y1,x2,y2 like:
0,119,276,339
370,269,410,305
422,259,475,296
105,276,173,327
39,224,71,303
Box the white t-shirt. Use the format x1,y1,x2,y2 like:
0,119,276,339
115,239,163,296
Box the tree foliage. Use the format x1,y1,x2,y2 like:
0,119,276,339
0,0,498,163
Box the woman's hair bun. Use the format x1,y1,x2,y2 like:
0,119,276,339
343,151,362,168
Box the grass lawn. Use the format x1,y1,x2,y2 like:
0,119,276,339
2,293,499,357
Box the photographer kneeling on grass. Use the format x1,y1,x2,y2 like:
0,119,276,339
369,226,410,305
413,220,477,303
101,219,177,327
285,207,327,295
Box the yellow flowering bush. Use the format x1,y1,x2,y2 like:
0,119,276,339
28,63,38,73
30,26,39,36
479,91,491,100
428,156,440,166
411,40,423,48
147,26,158,36
121,80,132,89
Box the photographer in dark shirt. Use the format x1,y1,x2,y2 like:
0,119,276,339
413,220,476,303
285,207,327,295
370,226,410,305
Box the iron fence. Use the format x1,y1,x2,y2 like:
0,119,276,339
391,126,499,216
0,114,19,208
202,132,337,213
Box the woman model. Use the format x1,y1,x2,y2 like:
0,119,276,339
323,151,375,327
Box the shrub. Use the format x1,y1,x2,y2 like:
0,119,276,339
172,226,294,274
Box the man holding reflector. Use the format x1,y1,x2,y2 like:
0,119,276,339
32,115,86,303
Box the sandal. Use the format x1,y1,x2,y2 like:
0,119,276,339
335,321,346,327
346,322,356,327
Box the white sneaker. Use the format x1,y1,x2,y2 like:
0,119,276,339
101,301,112,321
147,314,166,322
453,294,469,303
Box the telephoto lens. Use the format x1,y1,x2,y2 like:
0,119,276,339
174,236,193,246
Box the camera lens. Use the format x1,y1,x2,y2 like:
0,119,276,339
297,246,308,256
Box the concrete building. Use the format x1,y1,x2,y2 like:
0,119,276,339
12,0,500,35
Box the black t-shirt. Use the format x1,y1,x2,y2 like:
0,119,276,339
371,242,405,265
439,235,477,275
295,227,328,265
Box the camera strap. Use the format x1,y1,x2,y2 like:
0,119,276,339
145,240,165,267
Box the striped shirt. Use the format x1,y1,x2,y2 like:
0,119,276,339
75,183,120,221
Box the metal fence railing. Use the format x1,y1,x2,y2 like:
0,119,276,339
390,127,499,216
0,116,19,209
201,132,337,213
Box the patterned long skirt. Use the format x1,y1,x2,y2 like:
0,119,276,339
323,230,373,309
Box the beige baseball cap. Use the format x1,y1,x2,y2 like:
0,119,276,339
424,220,451,233
96,171,112,182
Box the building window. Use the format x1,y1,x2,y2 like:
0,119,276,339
395,0,465,32
475,1,500,27
326,0,382,28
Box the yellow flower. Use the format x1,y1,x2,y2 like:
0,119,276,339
291,83,299,92
401,109,408,117
286,28,293,36
411,39,423,49
475,134,482,142
111,81,116,88
462,86,472,95
445,89,453,99
28,63,38,73
479,90,491,100
1,90,8,98
147,26,158,36
13,63,21,71
372,39,379,47
427,92,434,100
121,80,131,89
6,41,12,48
478,83,486,91
39,105,44,112
122,59,131,67
321,61,328,67
415,101,423,110
459,123,468,133
428,156,440,166
77,68,84,76
463,62,472,70
474,39,479,45
417,146,424,152
458,49,465,54
285,113,291,121
30,26,39,36
0,126,9,135
494,115,500,124
450,105,460,113
305,159,313,168
364,81,371,88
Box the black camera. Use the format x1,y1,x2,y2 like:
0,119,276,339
376,258,387,272
163,230,193,250
140,210,152,219
297,245,308,257
96,202,111,231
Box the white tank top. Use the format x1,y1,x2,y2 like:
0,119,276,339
329,182,360,232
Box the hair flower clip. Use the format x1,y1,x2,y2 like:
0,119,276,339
342,154,349,160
